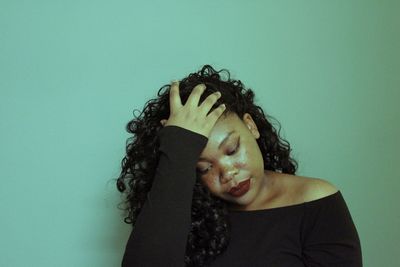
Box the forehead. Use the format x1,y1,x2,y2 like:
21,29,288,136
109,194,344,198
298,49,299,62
205,113,243,145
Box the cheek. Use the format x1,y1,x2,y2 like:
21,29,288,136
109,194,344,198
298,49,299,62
241,138,264,165
201,176,221,192
236,148,251,169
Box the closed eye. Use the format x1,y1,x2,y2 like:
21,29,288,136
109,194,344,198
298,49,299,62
227,141,239,155
197,138,240,174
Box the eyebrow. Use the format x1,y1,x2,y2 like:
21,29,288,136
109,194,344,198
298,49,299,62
198,130,236,162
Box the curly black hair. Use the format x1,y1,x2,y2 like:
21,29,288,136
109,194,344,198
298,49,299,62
115,65,298,266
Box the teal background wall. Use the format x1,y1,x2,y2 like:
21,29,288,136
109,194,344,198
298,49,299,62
1,1,398,266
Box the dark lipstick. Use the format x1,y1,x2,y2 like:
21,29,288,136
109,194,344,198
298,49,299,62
228,178,251,197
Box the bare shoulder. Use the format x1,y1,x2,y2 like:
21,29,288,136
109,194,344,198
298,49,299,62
300,176,339,202
267,171,339,207
274,172,339,202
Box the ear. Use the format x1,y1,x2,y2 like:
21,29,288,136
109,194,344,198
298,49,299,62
243,113,260,139
160,119,167,127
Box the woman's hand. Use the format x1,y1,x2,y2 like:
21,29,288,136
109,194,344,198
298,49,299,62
160,81,225,138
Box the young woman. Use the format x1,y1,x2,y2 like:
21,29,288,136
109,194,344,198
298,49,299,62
116,65,362,266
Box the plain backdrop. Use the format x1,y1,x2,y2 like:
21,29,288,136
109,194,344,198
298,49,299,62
0,1,399,266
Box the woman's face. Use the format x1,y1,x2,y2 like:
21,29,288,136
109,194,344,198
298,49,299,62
196,112,269,210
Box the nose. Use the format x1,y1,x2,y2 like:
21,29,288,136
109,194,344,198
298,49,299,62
220,167,239,184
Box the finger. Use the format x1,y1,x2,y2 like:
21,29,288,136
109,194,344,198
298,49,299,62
169,81,183,113
199,91,221,115
207,103,226,124
186,83,206,108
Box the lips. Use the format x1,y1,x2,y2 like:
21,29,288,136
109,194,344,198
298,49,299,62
228,178,251,197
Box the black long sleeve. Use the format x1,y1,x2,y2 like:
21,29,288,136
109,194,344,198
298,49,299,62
121,125,208,267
